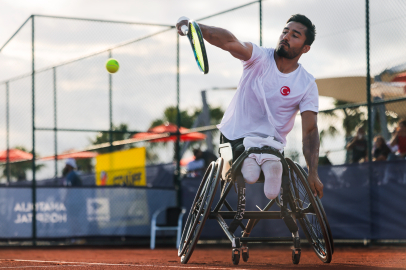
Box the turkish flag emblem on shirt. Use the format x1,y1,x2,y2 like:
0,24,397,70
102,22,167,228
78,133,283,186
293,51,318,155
280,86,290,96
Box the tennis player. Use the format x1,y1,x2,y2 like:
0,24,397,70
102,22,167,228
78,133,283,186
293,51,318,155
176,14,323,200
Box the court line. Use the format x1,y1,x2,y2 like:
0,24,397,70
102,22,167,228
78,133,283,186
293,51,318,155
0,266,88,269
0,259,251,270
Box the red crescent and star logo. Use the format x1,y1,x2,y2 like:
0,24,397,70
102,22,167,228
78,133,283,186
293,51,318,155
280,86,290,96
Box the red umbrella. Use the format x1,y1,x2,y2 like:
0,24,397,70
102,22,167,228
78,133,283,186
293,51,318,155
392,72,406,83
0,149,33,162
40,150,98,161
132,123,206,142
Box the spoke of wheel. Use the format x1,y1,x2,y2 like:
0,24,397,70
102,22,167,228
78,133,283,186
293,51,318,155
184,170,216,256
292,169,326,258
304,218,326,255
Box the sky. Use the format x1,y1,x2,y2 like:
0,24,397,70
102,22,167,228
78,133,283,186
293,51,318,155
0,0,405,179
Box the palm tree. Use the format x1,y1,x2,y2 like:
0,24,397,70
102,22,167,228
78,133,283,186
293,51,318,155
319,99,399,163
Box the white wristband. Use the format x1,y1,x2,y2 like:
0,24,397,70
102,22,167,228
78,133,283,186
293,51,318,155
177,16,190,24
181,25,188,35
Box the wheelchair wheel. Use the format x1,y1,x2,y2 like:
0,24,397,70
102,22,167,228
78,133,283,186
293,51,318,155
177,163,214,257
292,249,301,264
286,158,332,263
242,247,249,262
178,158,222,264
232,249,240,265
295,162,334,255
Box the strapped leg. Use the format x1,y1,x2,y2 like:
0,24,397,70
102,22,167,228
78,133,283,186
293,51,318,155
228,175,246,234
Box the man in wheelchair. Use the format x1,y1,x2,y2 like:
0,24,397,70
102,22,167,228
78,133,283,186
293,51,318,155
177,14,323,200
177,14,332,265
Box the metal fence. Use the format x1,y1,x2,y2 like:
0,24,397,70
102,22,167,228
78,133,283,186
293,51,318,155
0,0,406,243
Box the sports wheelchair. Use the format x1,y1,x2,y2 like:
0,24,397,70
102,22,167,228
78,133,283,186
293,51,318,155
178,142,334,265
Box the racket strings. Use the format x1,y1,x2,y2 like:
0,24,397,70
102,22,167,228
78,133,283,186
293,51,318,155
190,23,205,71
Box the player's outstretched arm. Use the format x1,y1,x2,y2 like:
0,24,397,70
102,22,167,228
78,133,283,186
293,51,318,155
301,111,324,198
198,24,252,61
176,17,252,61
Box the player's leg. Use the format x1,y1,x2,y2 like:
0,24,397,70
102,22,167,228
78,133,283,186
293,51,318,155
241,157,261,184
261,160,282,199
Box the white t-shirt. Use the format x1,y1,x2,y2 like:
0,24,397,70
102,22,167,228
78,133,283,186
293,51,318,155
217,43,319,145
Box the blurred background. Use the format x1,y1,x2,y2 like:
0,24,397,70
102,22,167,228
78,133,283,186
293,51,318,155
0,0,405,245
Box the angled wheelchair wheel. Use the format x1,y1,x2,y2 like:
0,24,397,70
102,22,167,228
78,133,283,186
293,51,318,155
178,158,222,264
295,162,334,255
178,162,214,257
177,162,214,257
286,158,332,263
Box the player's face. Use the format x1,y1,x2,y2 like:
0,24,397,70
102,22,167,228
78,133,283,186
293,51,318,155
275,22,310,59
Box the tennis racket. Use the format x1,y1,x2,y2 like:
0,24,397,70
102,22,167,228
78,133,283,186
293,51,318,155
181,20,209,74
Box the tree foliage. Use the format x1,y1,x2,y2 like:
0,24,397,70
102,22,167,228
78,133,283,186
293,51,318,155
318,99,399,153
150,106,224,129
147,105,225,163
91,123,134,154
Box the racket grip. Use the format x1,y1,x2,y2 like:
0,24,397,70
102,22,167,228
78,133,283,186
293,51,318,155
181,25,188,35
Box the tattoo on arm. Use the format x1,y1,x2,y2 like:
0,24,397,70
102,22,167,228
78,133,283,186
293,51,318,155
303,126,320,175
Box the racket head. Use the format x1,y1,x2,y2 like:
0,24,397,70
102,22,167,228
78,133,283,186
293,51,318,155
187,20,209,74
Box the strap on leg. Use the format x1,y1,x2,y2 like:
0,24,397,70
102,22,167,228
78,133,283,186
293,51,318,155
229,175,246,234
281,174,298,233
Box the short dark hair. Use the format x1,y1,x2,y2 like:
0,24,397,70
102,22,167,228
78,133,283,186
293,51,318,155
399,119,406,127
193,148,202,156
374,135,385,144
287,14,316,46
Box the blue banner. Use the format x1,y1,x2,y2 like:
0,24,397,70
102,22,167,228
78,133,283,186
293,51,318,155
0,188,176,238
182,160,406,240
1,160,405,240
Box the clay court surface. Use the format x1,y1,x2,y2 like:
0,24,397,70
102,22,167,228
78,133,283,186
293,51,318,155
0,245,405,269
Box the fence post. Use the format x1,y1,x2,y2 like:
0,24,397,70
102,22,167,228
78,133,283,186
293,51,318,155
109,50,113,152
6,82,10,184
31,15,37,246
176,33,181,207
259,0,262,46
366,0,372,163
365,0,373,242
53,67,58,178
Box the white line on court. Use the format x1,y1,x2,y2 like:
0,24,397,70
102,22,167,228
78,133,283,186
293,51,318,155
0,265,88,269
0,259,251,270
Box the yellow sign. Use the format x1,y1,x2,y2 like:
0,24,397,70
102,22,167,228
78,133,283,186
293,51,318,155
95,147,146,186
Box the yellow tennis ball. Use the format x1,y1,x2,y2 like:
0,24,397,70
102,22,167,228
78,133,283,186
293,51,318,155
106,58,119,73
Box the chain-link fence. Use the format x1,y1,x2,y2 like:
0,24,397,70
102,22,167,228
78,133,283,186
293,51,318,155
0,0,406,243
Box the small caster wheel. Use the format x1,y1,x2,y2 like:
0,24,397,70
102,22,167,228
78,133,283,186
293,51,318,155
292,249,301,264
180,254,188,264
232,249,240,265
242,247,249,262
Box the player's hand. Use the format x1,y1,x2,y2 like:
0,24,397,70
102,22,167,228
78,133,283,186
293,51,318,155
176,16,189,36
307,172,324,199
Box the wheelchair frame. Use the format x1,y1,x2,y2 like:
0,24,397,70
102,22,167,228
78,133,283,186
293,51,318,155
178,143,333,265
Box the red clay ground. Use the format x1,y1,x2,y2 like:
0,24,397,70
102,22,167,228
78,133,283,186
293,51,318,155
0,245,405,269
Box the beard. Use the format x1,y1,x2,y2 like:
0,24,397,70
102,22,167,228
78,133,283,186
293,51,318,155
275,42,303,59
